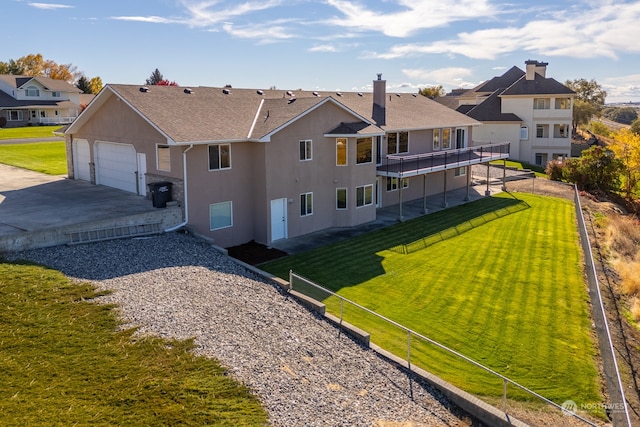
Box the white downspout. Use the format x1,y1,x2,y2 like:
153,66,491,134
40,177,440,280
164,144,193,232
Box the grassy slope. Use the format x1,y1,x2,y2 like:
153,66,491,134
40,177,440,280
0,261,268,426
0,141,67,175
262,193,600,407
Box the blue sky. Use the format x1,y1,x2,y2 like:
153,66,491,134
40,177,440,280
5,0,640,103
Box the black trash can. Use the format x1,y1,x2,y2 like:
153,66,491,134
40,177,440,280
148,182,172,208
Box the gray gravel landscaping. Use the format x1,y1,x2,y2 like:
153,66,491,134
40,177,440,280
8,232,470,426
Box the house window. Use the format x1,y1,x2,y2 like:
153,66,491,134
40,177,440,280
455,166,467,177
520,125,529,140
356,137,372,164
442,128,451,149
386,177,408,191
209,201,233,230
554,124,569,138
535,153,548,166
336,138,347,166
387,131,409,155
52,91,61,98
40,111,46,118
536,124,549,138
533,98,550,109
356,184,373,207
156,145,171,171
300,192,313,216
555,98,571,109
299,139,312,161
433,129,440,150
209,144,231,170
25,86,40,97
336,188,347,210
8,110,23,121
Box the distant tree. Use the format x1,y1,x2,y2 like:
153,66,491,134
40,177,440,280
146,68,164,85
418,85,445,99
14,53,46,76
609,128,640,200
589,121,612,138
562,145,622,192
631,118,640,136
89,76,103,94
565,78,607,131
76,76,91,93
602,107,638,125
156,79,178,86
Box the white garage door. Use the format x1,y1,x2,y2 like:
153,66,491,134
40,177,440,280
95,141,137,193
72,139,91,181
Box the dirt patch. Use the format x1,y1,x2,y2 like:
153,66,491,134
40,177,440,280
227,240,288,265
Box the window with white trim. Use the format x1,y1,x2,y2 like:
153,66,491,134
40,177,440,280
356,184,373,207
533,98,550,109
25,86,39,97
536,124,549,138
299,139,312,161
554,124,569,138
387,131,409,154
336,188,347,210
433,129,440,150
356,137,372,164
208,144,231,170
300,192,313,216
336,138,347,166
209,201,233,230
555,98,571,109
8,110,23,121
442,128,451,149
520,125,529,140
386,177,408,191
455,166,467,177
156,145,171,171
52,91,60,98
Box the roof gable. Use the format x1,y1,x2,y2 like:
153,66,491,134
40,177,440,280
463,90,522,122
501,73,576,96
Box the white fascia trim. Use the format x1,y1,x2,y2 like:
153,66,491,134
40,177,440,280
248,98,265,139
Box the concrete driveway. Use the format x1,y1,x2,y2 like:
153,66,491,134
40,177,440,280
0,163,169,241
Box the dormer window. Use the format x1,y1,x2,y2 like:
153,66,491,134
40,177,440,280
25,86,40,97
52,91,61,98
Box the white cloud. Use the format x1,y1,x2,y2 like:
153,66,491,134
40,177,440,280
222,21,294,42
402,67,475,88
308,44,338,53
28,2,72,10
603,74,640,103
112,16,175,24
324,0,498,38
369,1,640,60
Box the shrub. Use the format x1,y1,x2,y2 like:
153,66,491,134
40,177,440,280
617,261,640,295
630,297,640,322
606,215,640,260
545,159,564,181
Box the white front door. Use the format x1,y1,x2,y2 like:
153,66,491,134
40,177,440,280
270,198,287,242
136,153,147,196
72,139,91,181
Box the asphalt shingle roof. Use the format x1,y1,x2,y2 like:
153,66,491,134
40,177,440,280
98,84,479,144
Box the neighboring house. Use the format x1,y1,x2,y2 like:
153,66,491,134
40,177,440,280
64,75,509,248
0,74,89,128
436,60,575,166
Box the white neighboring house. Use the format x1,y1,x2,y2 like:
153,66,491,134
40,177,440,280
436,60,575,166
0,74,91,128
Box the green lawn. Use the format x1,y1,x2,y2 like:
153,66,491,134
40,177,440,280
0,125,64,140
262,193,601,412
490,159,548,178
0,141,67,175
0,261,268,426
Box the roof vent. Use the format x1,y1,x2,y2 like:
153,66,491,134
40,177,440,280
286,90,294,96
140,86,149,93
257,90,264,95
412,93,417,97
312,91,320,97
184,88,193,94
358,92,363,97
222,88,231,95
336,91,343,97
396,93,401,97
225,84,232,88
288,98,296,104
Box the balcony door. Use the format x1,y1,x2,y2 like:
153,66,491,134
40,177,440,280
456,128,466,149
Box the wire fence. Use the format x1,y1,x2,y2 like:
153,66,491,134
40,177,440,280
284,181,632,426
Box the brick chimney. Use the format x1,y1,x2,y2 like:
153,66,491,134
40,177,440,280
525,60,548,80
373,73,386,125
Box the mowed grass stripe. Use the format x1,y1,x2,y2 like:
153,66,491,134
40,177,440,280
262,193,600,407
0,141,67,175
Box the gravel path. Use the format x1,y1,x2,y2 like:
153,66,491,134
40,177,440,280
9,232,470,426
